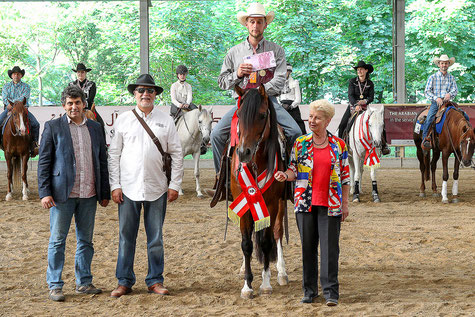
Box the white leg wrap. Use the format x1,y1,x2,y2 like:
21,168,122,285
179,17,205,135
452,180,458,196
22,182,29,200
441,181,448,203
275,239,288,285
259,268,272,294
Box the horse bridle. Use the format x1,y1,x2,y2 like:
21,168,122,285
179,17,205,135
10,108,29,137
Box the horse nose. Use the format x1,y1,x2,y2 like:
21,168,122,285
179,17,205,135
202,135,210,144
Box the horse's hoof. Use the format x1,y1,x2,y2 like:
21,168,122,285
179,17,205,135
352,198,360,203
259,287,272,295
432,193,440,197
22,195,28,201
277,275,289,286
452,198,459,203
419,192,426,198
178,191,184,196
241,290,254,299
5,194,12,201
373,197,381,203
197,193,204,199
442,199,449,204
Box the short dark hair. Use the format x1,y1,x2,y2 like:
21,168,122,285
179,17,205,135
61,85,86,105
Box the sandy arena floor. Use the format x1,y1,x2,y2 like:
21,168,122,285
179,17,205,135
0,168,474,316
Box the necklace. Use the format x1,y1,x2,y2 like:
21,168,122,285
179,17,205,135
357,79,367,99
313,136,327,146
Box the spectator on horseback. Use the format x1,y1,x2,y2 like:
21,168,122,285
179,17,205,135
108,74,183,298
69,63,106,137
0,66,40,157
38,85,110,302
170,65,198,119
275,99,349,306
338,61,390,155
421,54,458,150
279,62,306,135
211,2,301,175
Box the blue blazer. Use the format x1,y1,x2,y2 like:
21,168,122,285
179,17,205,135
37,115,110,203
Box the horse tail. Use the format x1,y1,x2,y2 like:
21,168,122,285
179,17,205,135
254,229,277,264
12,156,22,190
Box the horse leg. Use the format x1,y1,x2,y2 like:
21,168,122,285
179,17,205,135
349,157,355,194
440,151,449,203
352,156,361,202
452,154,460,203
240,214,254,299
370,167,380,203
193,151,204,198
259,229,273,295
416,143,427,197
274,200,288,286
5,154,13,201
21,154,29,200
431,148,441,197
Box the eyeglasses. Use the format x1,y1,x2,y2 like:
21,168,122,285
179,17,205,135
135,88,156,94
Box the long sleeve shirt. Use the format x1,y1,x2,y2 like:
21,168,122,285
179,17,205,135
279,76,301,108
218,37,286,99
2,81,31,107
170,80,192,107
108,106,184,201
69,79,97,109
348,77,374,110
424,70,458,102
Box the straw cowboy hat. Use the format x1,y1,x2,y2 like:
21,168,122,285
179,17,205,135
433,54,455,66
8,66,25,78
127,74,164,95
72,63,92,72
237,3,275,26
353,60,374,74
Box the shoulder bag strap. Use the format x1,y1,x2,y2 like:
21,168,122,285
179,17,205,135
132,108,166,156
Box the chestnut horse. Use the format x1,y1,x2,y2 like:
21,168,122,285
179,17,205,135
2,98,31,200
414,101,475,203
231,85,288,299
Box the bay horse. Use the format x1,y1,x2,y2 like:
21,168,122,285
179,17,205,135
175,106,213,197
414,101,475,203
231,84,288,299
2,98,31,201
347,106,385,202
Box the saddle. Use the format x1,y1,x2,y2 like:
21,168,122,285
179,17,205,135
416,103,453,125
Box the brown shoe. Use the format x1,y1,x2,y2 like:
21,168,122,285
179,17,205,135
110,285,132,298
148,283,169,295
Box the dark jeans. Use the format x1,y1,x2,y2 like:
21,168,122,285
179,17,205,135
282,100,306,135
296,206,341,301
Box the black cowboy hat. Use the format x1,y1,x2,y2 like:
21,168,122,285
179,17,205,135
127,74,164,95
72,63,92,72
8,66,25,78
353,61,374,74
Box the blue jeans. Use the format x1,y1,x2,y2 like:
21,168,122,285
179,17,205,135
47,196,98,290
210,95,301,172
422,100,438,140
0,108,40,142
115,193,167,288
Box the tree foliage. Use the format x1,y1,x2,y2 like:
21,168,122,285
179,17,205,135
0,0,473,106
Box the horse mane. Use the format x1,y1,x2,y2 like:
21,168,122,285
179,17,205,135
239,89,279,173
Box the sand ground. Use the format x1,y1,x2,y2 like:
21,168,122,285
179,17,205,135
0,168,474,316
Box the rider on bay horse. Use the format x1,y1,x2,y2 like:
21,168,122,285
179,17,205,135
0,66,40,157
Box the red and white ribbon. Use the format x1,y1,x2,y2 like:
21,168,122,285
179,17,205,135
359,113,380,168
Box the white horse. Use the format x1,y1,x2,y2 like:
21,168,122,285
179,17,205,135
176,106,213,197
347,106,385,203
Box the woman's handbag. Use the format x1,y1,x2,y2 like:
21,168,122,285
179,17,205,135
132,109,172,185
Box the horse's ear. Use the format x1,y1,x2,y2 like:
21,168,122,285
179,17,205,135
235,85,245,97
258,84,267,97
208,106,213,114
198,104,202,111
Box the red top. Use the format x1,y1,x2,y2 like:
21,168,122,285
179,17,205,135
311,145,331,207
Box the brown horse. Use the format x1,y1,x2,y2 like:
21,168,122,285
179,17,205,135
230,85,288,299
414,101,475,203
2,98,31,200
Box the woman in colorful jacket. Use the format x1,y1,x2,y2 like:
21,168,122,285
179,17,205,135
274,99,350,306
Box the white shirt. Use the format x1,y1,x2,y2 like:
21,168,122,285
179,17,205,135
278,76,301,109
108,106,183,201
170,80,192,107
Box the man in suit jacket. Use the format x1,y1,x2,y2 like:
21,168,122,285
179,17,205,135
38,85,110,302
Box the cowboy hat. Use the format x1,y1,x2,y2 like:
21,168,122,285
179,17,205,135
8,66,25,78
72,63,92,72
127,74,164,95
237,3,275,26
353,60,374,74
432,54,455,66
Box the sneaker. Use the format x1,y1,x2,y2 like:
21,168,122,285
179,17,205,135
76,284,102,294
49,289,65,302
326,298,338,306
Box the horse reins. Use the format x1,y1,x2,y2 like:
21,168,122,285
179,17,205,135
445,113,475,169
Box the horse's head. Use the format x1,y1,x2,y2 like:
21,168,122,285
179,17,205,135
235,84,270,163
367,106,384,148
9,98,29,136
459,125,475,167
198,105,213,145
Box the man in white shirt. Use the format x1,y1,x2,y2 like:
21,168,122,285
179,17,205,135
108,74,183,298
279,63,305,135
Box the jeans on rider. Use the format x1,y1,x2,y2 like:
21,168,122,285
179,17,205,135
0,108,40,144
422,100,438,140
210,95,301,173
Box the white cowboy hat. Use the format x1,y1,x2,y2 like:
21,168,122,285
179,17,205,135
237,3,275,26
433,54,455,66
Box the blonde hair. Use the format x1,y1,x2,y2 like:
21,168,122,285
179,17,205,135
309,99,335,119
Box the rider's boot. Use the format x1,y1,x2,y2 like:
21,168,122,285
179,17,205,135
30,141,39,158
200,143,208,155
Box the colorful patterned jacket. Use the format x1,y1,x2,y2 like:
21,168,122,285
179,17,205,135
287,132,350,216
